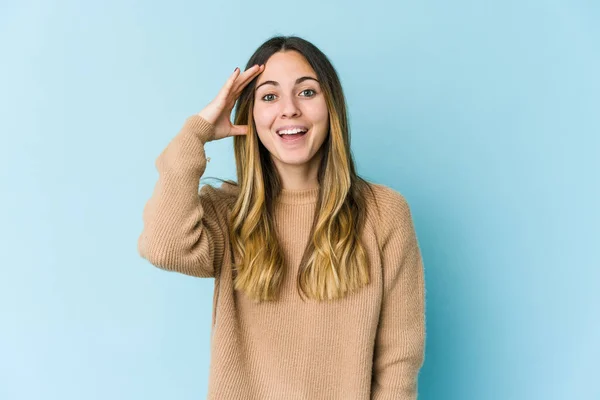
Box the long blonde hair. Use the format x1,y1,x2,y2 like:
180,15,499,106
205,36,379,303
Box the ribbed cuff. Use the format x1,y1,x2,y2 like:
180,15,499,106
184,114,217,143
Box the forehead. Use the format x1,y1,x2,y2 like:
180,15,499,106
257,50,317,83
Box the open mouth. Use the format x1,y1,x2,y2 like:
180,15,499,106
276,128,309,142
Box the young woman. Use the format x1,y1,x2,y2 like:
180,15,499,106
138,35,426,400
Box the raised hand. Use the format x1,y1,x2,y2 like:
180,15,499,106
197,64,265,141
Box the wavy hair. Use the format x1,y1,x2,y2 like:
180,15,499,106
205,35,378,303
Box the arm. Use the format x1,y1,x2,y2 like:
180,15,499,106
137,115,227,278
371,190,426,400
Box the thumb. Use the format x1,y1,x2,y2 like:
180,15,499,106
230,124,249,136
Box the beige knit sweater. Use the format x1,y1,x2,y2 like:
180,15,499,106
137,115,426,400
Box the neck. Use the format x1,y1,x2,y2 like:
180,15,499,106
271,150,323,191
276,185,320,205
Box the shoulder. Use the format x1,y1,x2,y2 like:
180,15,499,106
199,180,240,212
199,180,239,196
364,182,412,219
362,182,416,245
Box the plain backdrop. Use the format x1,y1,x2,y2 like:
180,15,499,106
1,0,598,399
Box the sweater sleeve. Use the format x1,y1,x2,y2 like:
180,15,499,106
371,189,426,400
137,115,227,278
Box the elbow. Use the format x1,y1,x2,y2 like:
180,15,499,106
136,231,214,278
137,231,171,268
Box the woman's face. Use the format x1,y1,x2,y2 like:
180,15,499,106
253,50,329,168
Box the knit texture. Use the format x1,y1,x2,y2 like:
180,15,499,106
138,115,426,400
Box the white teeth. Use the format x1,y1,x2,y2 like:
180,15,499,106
279,128,307,135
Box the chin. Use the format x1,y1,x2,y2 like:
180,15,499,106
275,152,312,165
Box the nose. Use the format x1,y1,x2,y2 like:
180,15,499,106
279,95,301,118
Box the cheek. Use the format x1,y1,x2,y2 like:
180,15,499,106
253,103,277,129
304,99,329,125
252,104,262,126
253,104,275,147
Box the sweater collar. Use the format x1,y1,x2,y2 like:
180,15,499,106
276,185,320,205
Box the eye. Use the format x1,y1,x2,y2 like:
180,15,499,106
260,89,317,103
261,93,276,102
300,89,316,97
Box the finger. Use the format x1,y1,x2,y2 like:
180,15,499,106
229,65,260,96
217,67,242,101
239,63,262,81
223,64,263,113
231,64,264,96
239,64,264,86
229,124,249,136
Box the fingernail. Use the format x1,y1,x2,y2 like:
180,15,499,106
234,67,238,72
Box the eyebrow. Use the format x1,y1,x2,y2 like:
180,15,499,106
255,76,320,91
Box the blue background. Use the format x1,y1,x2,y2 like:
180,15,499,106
1,0,598,399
